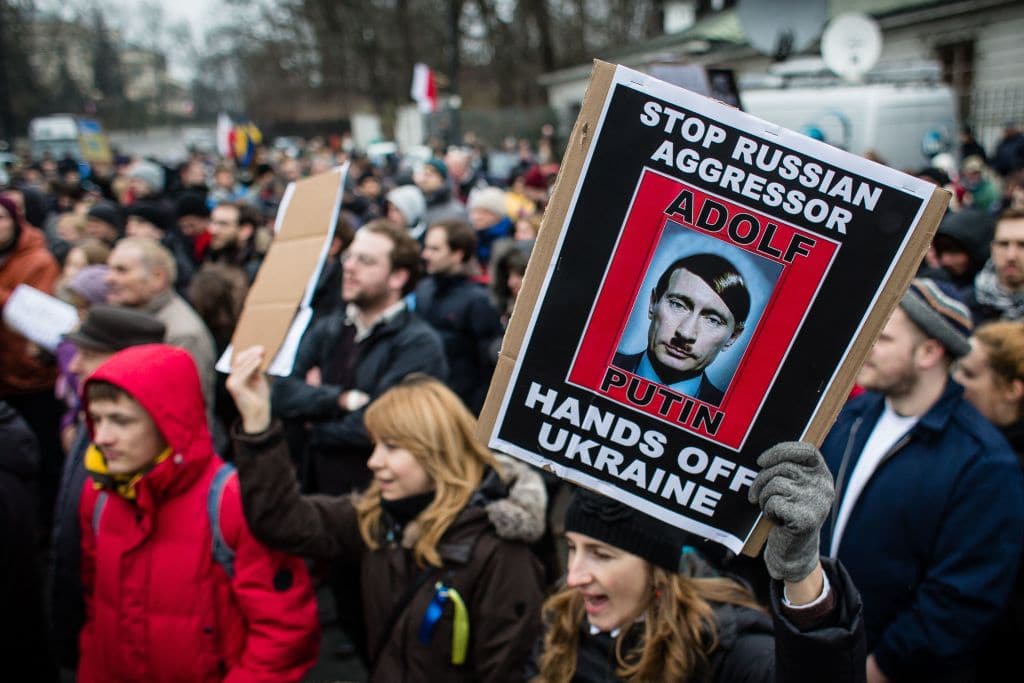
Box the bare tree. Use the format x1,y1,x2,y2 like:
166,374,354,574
187,0,674,129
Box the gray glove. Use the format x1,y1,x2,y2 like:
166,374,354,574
748,441,834,583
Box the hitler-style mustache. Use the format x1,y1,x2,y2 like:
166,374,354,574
665,333,695,353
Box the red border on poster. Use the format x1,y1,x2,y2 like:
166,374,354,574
568,169,839,449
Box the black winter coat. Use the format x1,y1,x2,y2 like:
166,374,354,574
977,419,1024,681
49,423,90,669
414,274,503,413
0,401,57,682
272,306,447,492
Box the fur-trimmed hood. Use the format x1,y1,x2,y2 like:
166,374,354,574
482,453,547,543
397,453,548,550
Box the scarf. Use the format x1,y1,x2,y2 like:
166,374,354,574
975,260,1024,320
381,490,435,528
84,443,172,500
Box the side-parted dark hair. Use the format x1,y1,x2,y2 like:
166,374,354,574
362,218,423,295
430,219,477,264
654,253,750,329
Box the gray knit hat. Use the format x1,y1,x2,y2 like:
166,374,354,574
386,185,426,228
899,278,973,357
129,161,165,194
467,187,507,219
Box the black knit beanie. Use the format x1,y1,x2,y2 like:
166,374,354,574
125,200,173,234
87,200,125,236
564,488,688,571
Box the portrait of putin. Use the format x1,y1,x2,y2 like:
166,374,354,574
614,253,750,406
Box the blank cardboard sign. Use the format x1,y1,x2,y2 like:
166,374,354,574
230,168,345,372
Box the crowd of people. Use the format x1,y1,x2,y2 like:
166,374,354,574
0,121,1021,682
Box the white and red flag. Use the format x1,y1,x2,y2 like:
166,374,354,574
216,113,234,159
411,63,438,113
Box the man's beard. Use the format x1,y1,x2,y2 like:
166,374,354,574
998,263,1023,290
348,287,391,311
211,238,242,256
863,363,919,400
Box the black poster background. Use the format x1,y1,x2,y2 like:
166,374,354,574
495,81,927,545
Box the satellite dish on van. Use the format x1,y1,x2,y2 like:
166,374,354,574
737,0,827,60
821,13,883,82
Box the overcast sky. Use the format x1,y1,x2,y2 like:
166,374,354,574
157,0,225,36
39,0,232,79
151,0,222,79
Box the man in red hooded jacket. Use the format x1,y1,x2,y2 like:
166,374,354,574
77,344,319,682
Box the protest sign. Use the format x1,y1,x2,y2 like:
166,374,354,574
478,61,949,555
3,284,79,352
221,165,346,375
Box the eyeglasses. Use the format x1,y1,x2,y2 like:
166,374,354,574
341,250,381,267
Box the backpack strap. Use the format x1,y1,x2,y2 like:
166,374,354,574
90,465,239,579
208,462,238,579
92,491,108,537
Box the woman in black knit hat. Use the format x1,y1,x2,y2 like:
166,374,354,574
530,443,866,683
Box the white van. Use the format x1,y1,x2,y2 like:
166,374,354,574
740,82,957,171
29,114,112,165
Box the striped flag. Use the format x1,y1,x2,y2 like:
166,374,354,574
411,63,438,113
216,113,233,159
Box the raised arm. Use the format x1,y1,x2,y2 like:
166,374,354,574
227,346,362,560
749,442,867,683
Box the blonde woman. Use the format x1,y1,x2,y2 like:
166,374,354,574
227,346,546,683
954,320,1024,454
530,444,866,683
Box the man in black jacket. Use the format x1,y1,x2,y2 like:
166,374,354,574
271,219,447,495
270,219,448,665
970,208,1024,323
416,219,503,413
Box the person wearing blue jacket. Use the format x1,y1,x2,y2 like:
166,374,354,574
820,278,1024,682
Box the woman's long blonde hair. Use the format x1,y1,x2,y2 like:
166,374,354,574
355,374,500,568
534,565,762,682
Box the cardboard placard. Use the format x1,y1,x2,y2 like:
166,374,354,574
227,167,346,373
478,61,948,556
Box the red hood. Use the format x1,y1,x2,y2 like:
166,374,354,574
84,344,213,500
